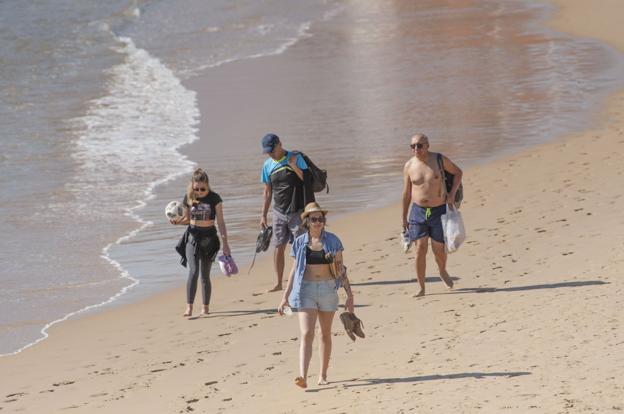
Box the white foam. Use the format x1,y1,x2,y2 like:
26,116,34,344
68,34,198,209
1,33,199,357
177,4,345,79
1,3,347,357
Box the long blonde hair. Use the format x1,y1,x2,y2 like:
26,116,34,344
186,168,210,205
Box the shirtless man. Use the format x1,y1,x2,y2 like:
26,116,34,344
402,133,463,297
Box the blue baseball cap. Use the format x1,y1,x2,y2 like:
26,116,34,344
261,133,280,153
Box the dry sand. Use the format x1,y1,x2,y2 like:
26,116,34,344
1,1,623,412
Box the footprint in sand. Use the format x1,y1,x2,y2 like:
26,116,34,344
52,380,75,387
5,393,27,399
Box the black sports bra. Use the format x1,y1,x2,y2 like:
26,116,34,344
306,246,331,265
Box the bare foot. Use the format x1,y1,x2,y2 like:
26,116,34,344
294,376,307,389
413,290,425,298
318,377,328,386
267,285,283,293
199,306,209,316
440,271,454,289
183,306,192,317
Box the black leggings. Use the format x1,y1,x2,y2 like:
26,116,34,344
186,227,220,305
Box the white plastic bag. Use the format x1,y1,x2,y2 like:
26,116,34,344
441,206,466,253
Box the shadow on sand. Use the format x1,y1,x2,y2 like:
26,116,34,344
202,308,276,318
352,277,458,287
352,279,607,294
338,371,531,388
203,304,371,319
447,280,608,295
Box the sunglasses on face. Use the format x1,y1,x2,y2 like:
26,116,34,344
309,216,326,223
410,143,426,149
193,187,207,192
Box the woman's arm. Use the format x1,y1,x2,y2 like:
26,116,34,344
278,261,297,315
215,203,231,256
171,205,190,225
335,251,354,312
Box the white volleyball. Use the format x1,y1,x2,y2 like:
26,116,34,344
165,200,185,220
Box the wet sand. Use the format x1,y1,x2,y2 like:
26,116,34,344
1,1,624,412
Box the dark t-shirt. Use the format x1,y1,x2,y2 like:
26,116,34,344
260,152,308,214
182,191,222,221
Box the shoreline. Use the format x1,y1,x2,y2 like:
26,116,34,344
2,1,624,412
8,0,621,358
0,0,618,362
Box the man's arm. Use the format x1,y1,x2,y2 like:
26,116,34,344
261,183,272,227
288,153,305,181
443,156,463,202
402,161,412,229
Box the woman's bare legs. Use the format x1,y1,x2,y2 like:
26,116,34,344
297,309,318,388
317,310,335,385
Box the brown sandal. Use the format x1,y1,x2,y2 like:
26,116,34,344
349,313,365,338
339,311,357,341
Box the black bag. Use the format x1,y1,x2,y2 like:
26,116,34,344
437,153,463,208
298,152,329,193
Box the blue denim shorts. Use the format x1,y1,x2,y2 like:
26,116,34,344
299,280,339,312
408,203,446,243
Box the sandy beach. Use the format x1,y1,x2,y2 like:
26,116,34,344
2,1,623,412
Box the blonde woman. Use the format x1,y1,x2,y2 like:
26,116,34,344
278,202,354,388
171,168,230,317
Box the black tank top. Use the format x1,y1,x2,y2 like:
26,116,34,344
306,246,331,265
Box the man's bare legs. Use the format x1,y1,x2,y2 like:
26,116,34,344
269,244,287,292
296,309,318,388
414,237,429,297
317,311,335,385
431,240,454,289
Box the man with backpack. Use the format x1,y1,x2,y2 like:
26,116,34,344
401,133,463,297
260,133,315,292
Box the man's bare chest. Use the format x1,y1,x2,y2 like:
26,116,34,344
409,163,440,186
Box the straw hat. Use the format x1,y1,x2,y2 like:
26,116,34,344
301,202,328,220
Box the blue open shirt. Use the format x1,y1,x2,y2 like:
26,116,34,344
288,230,344,309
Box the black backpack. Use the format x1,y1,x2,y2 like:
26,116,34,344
299,152,329,193
437,153,463,207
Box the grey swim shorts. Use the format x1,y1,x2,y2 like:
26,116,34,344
272,208,305,246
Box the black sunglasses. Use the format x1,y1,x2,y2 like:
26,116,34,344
309,216,326,223
410,143,426,149
193,187,207,192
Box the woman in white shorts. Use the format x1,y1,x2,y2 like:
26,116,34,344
278,202,355,388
